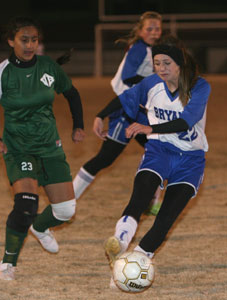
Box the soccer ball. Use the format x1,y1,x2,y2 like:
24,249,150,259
112,250,154,293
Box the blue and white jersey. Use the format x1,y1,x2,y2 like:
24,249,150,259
111,40,154,95
119,74,211,154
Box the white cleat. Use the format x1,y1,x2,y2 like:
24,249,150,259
0,262,15,281
30,225,59,253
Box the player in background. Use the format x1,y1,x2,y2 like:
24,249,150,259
0,16,85,280
93,35,211,282
73,11,163,215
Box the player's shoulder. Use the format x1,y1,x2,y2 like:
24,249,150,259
0,59,10,79
129,40,147,53
144,73,163,85
197,76,210,86
137,74,163,92
36,55,62,74
36,55,56,66
193,76,211,92
0,58,10,70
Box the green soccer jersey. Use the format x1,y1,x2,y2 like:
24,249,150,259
0,54,72,157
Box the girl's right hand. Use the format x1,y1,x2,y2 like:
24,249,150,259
93,117,108,140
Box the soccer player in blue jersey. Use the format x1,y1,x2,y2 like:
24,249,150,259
0,16,85,280
93,35,211,284
73,11,163,215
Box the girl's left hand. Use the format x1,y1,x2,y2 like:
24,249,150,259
93,117,108,140
125,122,153,138
72,128,85,143
0,139,7,154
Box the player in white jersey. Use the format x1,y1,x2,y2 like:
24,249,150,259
93,35,211,275
73,12,163,215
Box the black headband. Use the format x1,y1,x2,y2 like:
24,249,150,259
152,44,184,66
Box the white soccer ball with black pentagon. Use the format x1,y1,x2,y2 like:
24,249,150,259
113,250,154,293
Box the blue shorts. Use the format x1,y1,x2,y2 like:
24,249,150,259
107,109,149,145
107,114,131,145
137,140,206,196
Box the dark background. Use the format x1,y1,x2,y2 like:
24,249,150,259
104,0,227,14
0,1,98,47
0,0,227,74
1,0,227,45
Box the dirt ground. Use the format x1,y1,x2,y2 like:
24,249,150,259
0,75,226,300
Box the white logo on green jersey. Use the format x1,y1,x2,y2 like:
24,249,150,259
40,73,54,87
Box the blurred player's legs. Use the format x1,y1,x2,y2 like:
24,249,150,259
144,187,162,216
73,167,95,199
73,138,125,199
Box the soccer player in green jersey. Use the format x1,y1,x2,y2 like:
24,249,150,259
0,16,85,280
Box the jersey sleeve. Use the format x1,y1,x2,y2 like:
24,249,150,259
180,78,211,128
118,75,153,120
121,41,147,81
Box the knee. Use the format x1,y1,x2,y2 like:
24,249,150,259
51,199,76,221
7,193,39,233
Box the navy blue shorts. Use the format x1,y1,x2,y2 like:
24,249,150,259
137,140,206,196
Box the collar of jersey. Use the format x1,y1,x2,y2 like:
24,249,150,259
139,39,151,47
163,81,179,101
9,52,37,68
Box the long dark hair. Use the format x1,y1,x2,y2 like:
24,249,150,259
4,16,43,42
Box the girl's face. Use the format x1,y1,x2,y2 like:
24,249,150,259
154,54,180,88
139,18,162,46
8,26,39,62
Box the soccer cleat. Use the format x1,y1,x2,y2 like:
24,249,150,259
0,262,15,280
104,236,122,268
30,225,59,253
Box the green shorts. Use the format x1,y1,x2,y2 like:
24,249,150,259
3,153,72,186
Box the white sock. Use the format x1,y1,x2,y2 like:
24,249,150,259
73,167,95,199
134,245,154,259
115,216,138,252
